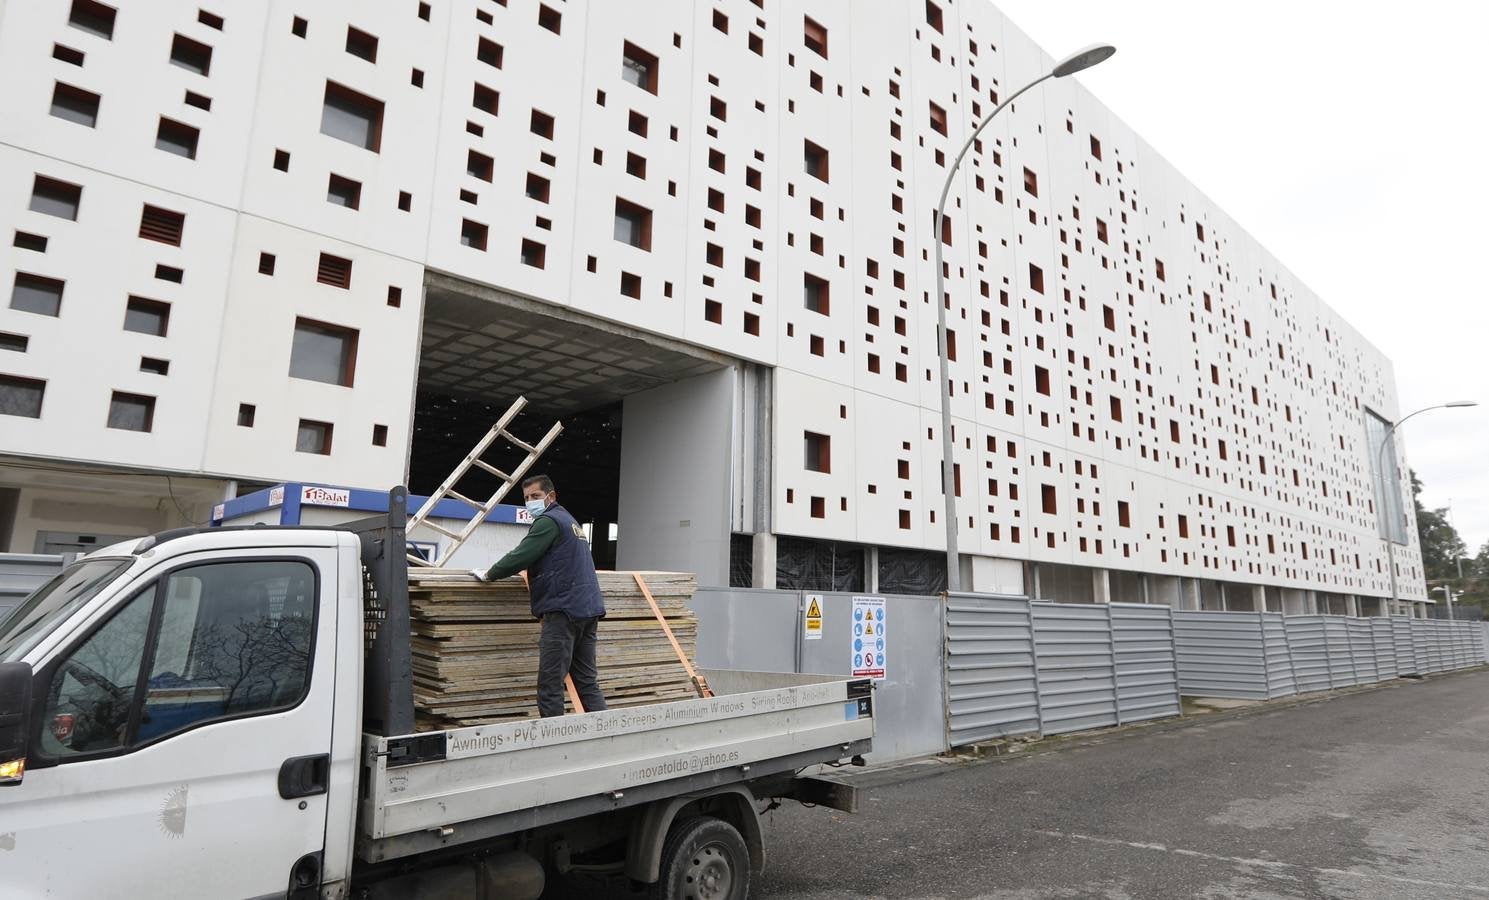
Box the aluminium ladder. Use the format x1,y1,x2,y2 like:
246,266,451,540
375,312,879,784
405,395,563,568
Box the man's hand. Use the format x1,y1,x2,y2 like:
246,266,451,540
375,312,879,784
470,568,488,582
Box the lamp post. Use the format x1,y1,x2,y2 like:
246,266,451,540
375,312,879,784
1432,584,1456,620
933,44,1116,592
1374,401,1477,616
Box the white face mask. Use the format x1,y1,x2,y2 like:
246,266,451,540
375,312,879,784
525,497,548,517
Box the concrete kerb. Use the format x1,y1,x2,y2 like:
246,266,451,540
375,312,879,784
823,664,1489,790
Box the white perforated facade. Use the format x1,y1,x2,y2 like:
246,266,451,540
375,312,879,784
0,0,1426,606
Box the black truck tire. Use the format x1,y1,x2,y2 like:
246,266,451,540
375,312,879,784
650,816,751,900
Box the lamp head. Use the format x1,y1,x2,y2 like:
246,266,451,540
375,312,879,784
1444,400,1478,408
1052,44,1117,78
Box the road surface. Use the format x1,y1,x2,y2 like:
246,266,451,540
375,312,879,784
756,668,1489,899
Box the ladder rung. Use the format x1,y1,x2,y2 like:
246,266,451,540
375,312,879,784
500,431,537,455
471,459,510,480
420,521,461,540
444,489,485,511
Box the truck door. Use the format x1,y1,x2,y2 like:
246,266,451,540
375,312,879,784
2,550,339,899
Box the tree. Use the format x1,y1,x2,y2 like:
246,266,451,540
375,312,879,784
1411,469,1468,581
1475,541,1489,580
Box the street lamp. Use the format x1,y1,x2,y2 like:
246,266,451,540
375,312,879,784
1374,401,1477,616
1432,584,1456,620
933,44,1116,592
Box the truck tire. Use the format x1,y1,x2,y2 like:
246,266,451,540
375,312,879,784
650,816,751,900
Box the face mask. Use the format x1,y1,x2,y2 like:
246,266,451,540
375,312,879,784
525,497,547,517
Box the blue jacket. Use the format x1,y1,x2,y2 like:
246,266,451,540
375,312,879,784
526,503,606,620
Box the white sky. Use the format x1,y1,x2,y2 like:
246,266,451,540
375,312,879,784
991,0,1489,554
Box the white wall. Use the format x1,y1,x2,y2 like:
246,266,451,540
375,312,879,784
0,0,1425,600
617,368,734,584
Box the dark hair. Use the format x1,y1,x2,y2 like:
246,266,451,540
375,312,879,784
522,474,555,494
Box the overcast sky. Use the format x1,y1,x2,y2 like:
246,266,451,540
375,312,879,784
991,0,1489,555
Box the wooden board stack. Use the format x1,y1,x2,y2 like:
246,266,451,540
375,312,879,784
406,570,701,728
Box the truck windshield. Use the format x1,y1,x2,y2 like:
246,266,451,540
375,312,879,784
0,559,131,662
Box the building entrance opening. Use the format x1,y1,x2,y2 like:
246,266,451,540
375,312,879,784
413,274,736,582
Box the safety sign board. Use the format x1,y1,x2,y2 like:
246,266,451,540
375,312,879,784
850,596,887,680
804,594,823,640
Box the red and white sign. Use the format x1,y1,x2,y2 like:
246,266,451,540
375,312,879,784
300,485,350,508
267,486,285,508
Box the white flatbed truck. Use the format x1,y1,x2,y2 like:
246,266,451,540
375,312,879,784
0,487,872,899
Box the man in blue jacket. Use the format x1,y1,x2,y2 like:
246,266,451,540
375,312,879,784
477,474,607,717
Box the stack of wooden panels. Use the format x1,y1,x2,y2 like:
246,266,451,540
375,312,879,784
407,570,700,728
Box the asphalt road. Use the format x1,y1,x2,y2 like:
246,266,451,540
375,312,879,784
755,669,1489,899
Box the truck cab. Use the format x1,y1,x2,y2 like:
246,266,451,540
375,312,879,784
0,529,363,898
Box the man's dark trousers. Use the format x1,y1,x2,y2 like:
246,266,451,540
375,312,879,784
537,612,607,717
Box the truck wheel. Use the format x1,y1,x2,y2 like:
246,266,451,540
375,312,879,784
650,816,751,900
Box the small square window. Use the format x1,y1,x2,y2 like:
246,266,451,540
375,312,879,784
468,149,494,181
155,118,200,159
258,252,276,275
52,44,86,66
296,419,333,455
620,272,642,299
140,356,169,375
107,391,155,432
417,2,431,21
804,431,830,472
0,332,30,353
622,41,659,93
50,82,101,127
317,252,352,288
478,37,503,68
626,152,647,179
530,109,555,139
803,273,829,315
291,16,308,38
273,149,290,171
410,68,424,88
461,219,488,250
749,32,763,55
614,198,652,250
184,90,212,111
0,374,46,418
713,10,728,33
538,4,561,33
345,25,378,62
139,204,186,246
198,10,224,30
387,285,402,307
804,16,828,57
397,191,412,212
321,81,384,152
372,424,389,446
925,0,944,33
521,239,546,269
237,403,255,427
123,296,170,337
69,0,117,39
30,175,82,221
290,317,358,386
744,312,760,335
170,33,213,75
154,264,183,283
473,83,500,115
327,174,361,209
628,110,648,137
10,273,65,317
526,172,551,202
804,139,829,181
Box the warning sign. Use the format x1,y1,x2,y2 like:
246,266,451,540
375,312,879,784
804,594,823,640
850,596,887,681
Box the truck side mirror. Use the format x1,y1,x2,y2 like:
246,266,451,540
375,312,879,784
0,661,34,785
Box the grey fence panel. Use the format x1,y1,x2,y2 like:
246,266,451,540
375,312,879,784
1323,617,1357,687
1285,616,1332,693
943,593,1040,746
1032,603,1117,735
1411,620,1433,674
690,588,803,674
1393,617,1418,675
1446,622,1465,670
0,553,65,618
1173,610,1268,700
1110,603,1180,722
1477,623,1489,666
1423,621,1447,673
1372,618,1398,681
1261,613,1297,698
1347,619,1379,684
800,591,947,763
